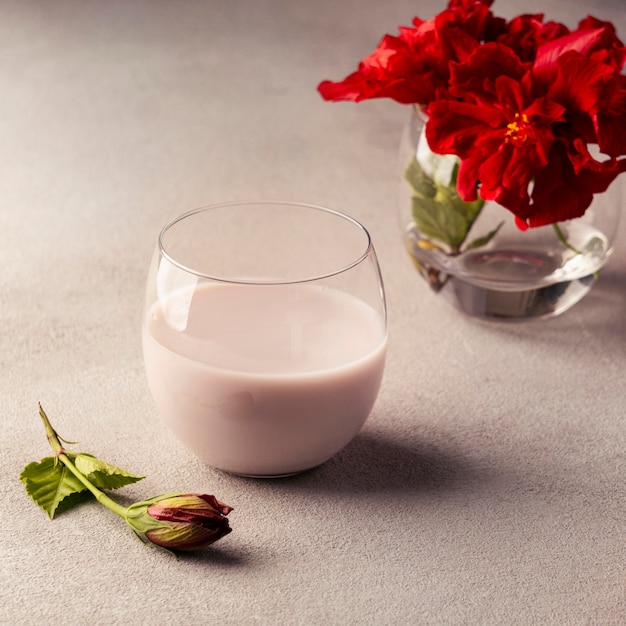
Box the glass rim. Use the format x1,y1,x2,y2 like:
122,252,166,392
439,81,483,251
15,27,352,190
157,200,375,285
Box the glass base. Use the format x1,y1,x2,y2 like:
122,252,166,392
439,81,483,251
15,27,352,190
223,467,315,479
444,273,596,321
404,228,607,321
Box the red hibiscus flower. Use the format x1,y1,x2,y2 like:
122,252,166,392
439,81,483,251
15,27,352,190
318,0,626,228
427,30,626,226
317,30,443,105
317,0,503,105
426,44,566,212
514,142,625,228
547,50,626,158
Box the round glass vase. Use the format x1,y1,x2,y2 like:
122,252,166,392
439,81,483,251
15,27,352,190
397,107,622,321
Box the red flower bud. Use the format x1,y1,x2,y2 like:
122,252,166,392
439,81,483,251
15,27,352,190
126,493,232,552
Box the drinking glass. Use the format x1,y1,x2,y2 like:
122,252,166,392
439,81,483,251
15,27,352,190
142,201,387,476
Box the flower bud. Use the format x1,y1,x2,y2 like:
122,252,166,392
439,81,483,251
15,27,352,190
126,493,232,552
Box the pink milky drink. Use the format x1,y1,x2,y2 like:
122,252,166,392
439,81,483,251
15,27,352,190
142,202,387,476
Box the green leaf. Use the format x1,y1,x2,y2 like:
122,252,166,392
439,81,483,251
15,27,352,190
20,457,88,519
411,195,469,249
466,221,505,250
74,453,144,490
51,490,94,516
405,155,438,199
405,156,484,251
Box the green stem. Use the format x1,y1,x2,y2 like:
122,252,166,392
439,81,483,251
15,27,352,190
62,452,128,518
38,404,128,520
553,223,582,255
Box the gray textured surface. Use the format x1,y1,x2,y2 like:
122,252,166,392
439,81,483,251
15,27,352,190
2,1,625,624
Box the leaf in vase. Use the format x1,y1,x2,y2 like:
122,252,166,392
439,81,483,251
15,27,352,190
405,156,484,250
405,154,437,199
466,222,505,250
410,195,469,249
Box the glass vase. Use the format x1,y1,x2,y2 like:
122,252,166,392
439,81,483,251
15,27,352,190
397,107,622,321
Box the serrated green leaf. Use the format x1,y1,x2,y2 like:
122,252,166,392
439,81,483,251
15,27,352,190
74,453,144,490
53,490,94,516
405,156,484,251
411,203,459,249
20,457,88,519
411,195,468,248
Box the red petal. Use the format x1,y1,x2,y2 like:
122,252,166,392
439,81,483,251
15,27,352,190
317,75,366,102
457,157,481,200
520,143,625,227
426,99,504,157
533,27,606,85
548,51,615,113
515,216,529,230
594,74,626,156
449,43,529,101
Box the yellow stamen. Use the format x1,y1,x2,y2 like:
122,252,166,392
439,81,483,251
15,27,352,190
505,113,530,144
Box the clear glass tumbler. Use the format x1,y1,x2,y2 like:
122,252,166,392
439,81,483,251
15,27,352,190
142,201,387,476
